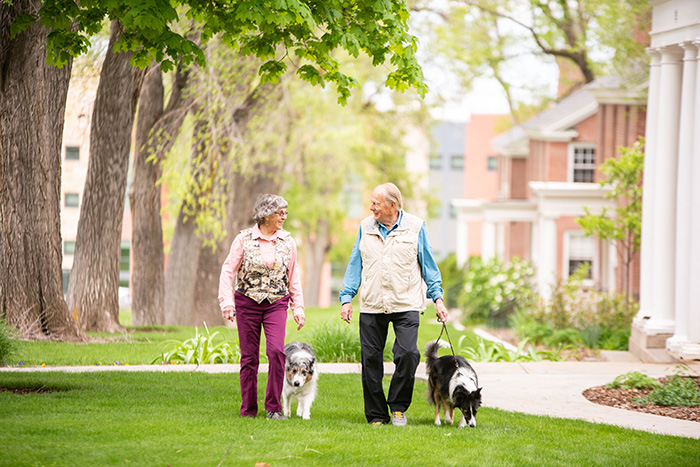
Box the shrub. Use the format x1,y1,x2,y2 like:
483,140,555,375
0,318,17,365
436,254,467,309
607,371,662,391
152,324,240,364
513,265,638,351
461,256,536,325
633,368,700,407
309,323,393,363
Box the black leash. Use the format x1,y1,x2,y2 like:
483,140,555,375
435,322,458,367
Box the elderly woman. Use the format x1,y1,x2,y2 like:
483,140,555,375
218,194,305,420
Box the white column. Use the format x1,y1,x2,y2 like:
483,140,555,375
536,216,557,300
481,220,496,261
646,46,683,335
679,39,700,360
668,43,697,355
495,221,505,261
606,240,617,295
636,49,662,323
456,212,468,267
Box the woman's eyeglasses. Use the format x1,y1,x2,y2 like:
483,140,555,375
276,210,289,217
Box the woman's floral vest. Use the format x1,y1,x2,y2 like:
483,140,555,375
235,228,293,304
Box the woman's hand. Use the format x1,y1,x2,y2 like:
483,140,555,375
222,306,236,322
294,314,305,330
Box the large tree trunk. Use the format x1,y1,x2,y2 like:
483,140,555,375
300,220,330,308
129,65,165,326
0,0,86,341
65,21,144,332
129,59,192,326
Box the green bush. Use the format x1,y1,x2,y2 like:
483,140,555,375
513,265,638,351
436,254,467,309
607,371,662,391
456,334,570,362
0,318,17,365
461,256,536,325
634,369,700,407
152,324,240,364
309,323,392,363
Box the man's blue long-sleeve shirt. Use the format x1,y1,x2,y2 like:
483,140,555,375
339,211,444,305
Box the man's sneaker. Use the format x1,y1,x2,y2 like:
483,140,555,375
391,411,407,426
266,411,288,420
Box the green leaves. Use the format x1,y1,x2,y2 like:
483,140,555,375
152,324,240,365
8,0,425,102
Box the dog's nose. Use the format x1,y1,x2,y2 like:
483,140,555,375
294,381,300,387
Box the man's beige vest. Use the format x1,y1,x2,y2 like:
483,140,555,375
235,228,293,304
359,212,427,314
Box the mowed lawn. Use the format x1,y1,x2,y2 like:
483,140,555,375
1,371,699,467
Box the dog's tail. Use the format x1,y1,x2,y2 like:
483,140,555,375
424,339,450,372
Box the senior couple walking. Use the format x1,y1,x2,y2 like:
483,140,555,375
218,183,448,424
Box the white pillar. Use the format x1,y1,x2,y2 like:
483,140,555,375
496,221,505,261
636,49,662,323
668,43,697,355
646,46,682,335
679,40,700,361
456,212,468,267
537,216,557,300
481,220,496,261
606,240,617,295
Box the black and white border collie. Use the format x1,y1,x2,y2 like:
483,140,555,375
425,339,482,428
282,341,318,420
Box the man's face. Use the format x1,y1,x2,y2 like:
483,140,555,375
370,190,397,226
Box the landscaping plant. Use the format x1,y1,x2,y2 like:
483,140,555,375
607,371,662,391
460,256,536,325
633,367,700,408
151,324,240,364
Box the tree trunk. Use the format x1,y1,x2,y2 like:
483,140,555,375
0,0,86,341
65,20,144,332
129,65,165,326
301,220,330,308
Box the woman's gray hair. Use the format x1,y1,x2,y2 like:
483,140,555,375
252,194,288,225
377,182,403,211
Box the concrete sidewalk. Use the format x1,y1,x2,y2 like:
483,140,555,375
2,358,699,439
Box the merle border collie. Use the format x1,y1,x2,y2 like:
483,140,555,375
425,339,482,428
282,341,318,420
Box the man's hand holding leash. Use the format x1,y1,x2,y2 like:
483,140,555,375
435,298,448,323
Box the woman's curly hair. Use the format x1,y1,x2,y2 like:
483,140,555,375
252,194,288,225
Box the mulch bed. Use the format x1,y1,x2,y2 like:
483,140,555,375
582,377,700,423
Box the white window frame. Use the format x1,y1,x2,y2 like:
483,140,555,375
568,143,596,183
562,230,597,287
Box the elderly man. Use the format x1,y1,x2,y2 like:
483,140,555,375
339,182,449,426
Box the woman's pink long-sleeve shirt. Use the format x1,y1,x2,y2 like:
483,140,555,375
218,225,304,317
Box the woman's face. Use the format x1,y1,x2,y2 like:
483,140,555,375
265,207,288,230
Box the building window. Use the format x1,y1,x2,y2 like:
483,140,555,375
567,231,594,279
65,146,80,160
450,155,464,170
65,193,80,207
120,241,130,287
429,155,442,170
64,241,76,255
487,156,498,171
572,145,596,182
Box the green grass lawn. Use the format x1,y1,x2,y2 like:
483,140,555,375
7,305,471,367
1,371,698,466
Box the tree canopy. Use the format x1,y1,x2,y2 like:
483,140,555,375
9,0,427,103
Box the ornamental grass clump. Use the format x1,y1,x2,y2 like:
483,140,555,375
152,324,240,364
309,323,392,362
